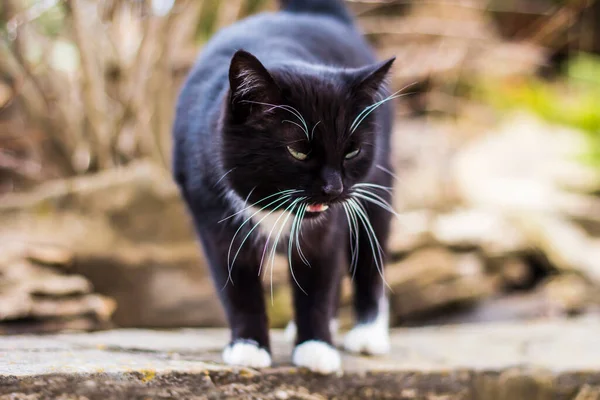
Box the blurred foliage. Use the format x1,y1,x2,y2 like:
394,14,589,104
480,53,600,167
196,2,217,40
33,4,64,37
196,0,270,42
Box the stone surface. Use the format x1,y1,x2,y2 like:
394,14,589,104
2,318,600,399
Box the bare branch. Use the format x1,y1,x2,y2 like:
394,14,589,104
215,0,245,30
0,150,42,180
1,3,75,175
520,0,595,46
65,0,113,169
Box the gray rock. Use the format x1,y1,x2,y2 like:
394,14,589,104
387,248,494,321
498,257,535,290
0,162,220,328
2,319,600,399
0,242,116,332
387,210,434,255
452,114,600,221
431,209,528,256
515,214,600,285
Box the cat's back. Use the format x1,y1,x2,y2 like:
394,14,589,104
178,12,372,109
200,12,373,67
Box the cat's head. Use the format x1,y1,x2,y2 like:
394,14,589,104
221,50,395,217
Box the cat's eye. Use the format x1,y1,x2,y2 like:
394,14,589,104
345,148,361,160
287,146,308,161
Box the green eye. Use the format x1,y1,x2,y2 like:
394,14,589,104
287,146,308,161
345,148,361,160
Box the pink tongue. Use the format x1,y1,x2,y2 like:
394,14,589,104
307,204,326,212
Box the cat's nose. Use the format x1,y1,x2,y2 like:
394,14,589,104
322,168,343,197
323,183,343,197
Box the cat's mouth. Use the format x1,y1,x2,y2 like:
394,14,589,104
306,203,329,213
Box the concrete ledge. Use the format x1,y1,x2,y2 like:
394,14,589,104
2,318,600,399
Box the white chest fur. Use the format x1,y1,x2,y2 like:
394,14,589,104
248,206,295,238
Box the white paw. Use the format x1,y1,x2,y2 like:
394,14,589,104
329,319,339,337
293,340,341,374
343,323,390,355
283,319,339,343
344,296,391,355
283,321,297,343
222,341,271,368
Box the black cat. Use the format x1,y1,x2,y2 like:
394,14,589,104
172,0,397,373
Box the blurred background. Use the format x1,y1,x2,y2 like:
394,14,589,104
1,0,599,335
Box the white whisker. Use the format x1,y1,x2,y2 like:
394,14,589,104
352,190,399,218
282,119,307,134
225,193,293,289
376,164,400,182
350,82,418,134
295,204,311,267
243,186,257,208
258,197,305,277
342,203,359,279
269,198,306,303
348,198,391,291
230,196,294,280
288,202,308,295
353,182,393,192
216,167,236,185
219,189,299,223
311,120,321,140
242,100,309,139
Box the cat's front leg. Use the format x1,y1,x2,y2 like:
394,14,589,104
343,195,392,356
197,227,271,368
290,240,344,374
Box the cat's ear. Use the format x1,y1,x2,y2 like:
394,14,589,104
228,50,281,116
352,57,396,99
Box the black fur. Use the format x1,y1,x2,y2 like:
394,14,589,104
173,0,395,357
